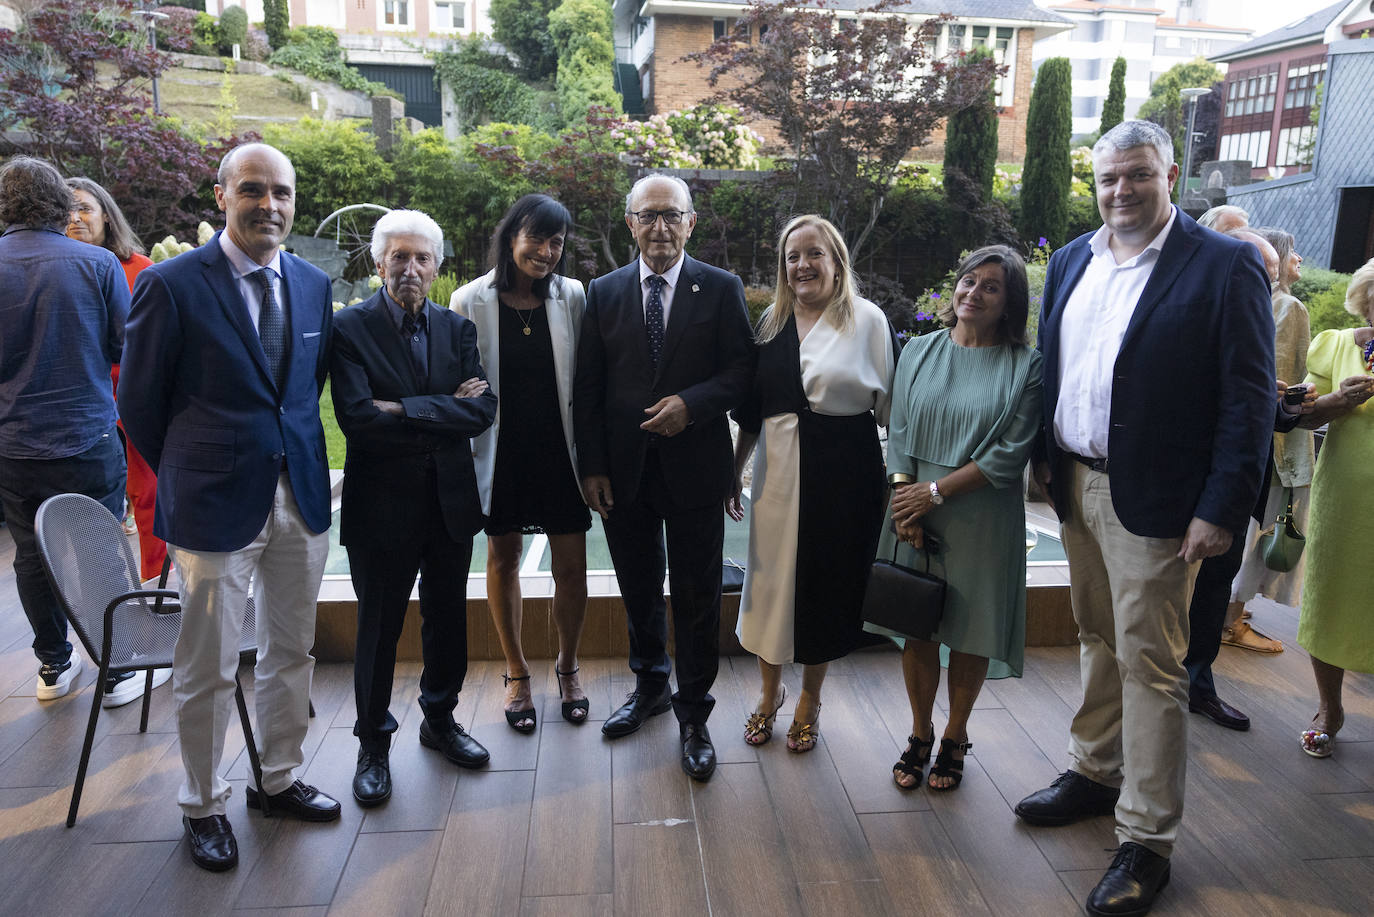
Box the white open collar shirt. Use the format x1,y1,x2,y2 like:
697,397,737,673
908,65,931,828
1053,207,1178,459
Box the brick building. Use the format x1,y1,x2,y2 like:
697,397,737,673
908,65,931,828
612,0,1073,161
1211,0,1374,180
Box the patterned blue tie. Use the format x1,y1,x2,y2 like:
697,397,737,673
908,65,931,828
645,274,665,368
252,268,285,390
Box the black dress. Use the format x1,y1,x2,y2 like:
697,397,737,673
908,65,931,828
485,302,592,536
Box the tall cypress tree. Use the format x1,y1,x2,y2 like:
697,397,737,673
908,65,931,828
264,0,289,51
1020,57,1072,248
943,47,999,203
1099,56,1126,136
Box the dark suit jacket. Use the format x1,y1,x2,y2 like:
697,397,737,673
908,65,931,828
329,293,496,546
1037,207,1276,537
574,254,754,508
119,232,333,552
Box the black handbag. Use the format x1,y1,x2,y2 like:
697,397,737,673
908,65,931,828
861,534,946,641
722,557,746,593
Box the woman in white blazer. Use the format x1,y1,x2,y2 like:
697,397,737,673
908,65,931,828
451,194,589,732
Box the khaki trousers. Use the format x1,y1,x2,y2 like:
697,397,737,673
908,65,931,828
169,474,329,818
1060,461,1196,858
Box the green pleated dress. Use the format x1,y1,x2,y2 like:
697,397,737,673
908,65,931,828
865,329,1043,678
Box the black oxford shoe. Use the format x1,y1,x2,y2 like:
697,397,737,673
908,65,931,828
419,719,490,768
681,723,716,782
1014,770,1119,826
602,685,672,739
246,779,342,822
353,747,392,807
1189,692,1251,731
1086,842,1171,916
184,814,238,872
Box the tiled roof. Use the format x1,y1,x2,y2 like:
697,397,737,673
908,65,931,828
1210,0,1347,60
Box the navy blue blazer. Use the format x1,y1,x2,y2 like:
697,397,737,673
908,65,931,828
118,232,334,552
1037,207,1276,537
573,254,754,508
329,293,496,546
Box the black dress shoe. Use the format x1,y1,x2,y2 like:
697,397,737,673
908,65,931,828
353,747,392,807
602,685,672,739
1014,770,1119,826
419,719,490,768
184,814,238,871
1086,842,1170,916
246,779,342,822
1189,693,1251,731
681,723,716,782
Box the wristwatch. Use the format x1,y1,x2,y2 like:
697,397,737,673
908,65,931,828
929,480,945,505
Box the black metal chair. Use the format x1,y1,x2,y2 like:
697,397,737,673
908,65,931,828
33,492,266,827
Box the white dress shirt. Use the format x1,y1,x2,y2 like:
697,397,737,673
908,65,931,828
219,232,283,331
1053,208,1177,458
638,252,686,327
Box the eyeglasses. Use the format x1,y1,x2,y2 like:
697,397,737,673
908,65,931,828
630,209,690,226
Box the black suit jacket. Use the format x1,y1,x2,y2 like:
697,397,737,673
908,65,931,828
329,293,497,546
574,254,754,507
1037,207,1275,537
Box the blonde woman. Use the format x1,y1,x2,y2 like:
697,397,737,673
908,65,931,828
729,215,898,752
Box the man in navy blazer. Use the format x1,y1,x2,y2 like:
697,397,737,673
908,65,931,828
119,144,339,872
1012,122,1274,917
330,210,497,807
574,174,753,781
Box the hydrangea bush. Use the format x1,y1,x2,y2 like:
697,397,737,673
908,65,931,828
610,104,765,170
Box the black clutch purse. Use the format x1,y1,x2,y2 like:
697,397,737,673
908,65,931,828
861,534,946,641
722,557,746,593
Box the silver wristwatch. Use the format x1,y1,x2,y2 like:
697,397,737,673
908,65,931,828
929,480,944,505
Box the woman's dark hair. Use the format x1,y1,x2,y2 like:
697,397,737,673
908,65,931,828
937,244,1030,346
487,193,572,298
0,156,73,230
66,176,146,261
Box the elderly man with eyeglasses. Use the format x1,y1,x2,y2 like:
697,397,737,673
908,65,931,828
573,174,753,781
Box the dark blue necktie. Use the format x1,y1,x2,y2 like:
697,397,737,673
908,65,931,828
252,268,285,390
645,274,665,367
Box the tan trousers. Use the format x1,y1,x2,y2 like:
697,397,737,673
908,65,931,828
1060,461,1197,858
169,474,329,818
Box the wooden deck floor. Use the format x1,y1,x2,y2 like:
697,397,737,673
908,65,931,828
1,525,1372,916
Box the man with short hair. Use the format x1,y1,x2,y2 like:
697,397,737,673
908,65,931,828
1197,204,1249,234
1015,121,1275,916
0,156,129,701
574,174,753,781
120,143,340,872
330,210,497,807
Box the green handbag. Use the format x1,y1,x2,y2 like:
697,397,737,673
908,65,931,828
1259,489,1305,573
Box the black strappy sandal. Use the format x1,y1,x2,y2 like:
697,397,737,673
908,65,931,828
893,725,935,790
503,673,536,734
556,667,590,724
928,737,972,791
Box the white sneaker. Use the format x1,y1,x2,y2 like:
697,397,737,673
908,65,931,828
36,652,84,700
102,668,173,708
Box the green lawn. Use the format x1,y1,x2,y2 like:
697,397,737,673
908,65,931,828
320,380,345,469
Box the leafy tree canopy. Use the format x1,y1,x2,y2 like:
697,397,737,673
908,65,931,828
1136,57,1224,165
687,0,1000,259
490,0,561,81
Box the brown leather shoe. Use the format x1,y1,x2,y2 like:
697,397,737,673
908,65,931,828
184,814,238,871
246,779,342,821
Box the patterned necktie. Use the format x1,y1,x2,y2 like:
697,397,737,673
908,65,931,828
252,268,285,390
400,309,426,337
645,274,665,367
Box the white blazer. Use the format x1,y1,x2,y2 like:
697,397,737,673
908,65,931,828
450,269,586,516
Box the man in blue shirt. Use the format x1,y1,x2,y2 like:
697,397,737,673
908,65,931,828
0,156,130,700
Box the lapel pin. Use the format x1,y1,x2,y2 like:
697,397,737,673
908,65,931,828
691,284,700,293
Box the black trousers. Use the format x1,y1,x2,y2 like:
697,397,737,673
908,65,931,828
1183,526,1247,700
603,450,723,727
347,495,473,749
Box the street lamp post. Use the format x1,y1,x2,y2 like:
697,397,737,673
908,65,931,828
1179,86,1211,203
132,7,169,114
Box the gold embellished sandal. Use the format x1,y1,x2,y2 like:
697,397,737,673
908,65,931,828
744,684,787,746
786,701,822,753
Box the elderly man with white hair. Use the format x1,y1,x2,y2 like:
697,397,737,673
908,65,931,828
329,209,497,806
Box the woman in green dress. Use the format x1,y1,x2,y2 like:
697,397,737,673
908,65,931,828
1294,257,1374,758
869,245,1042,791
